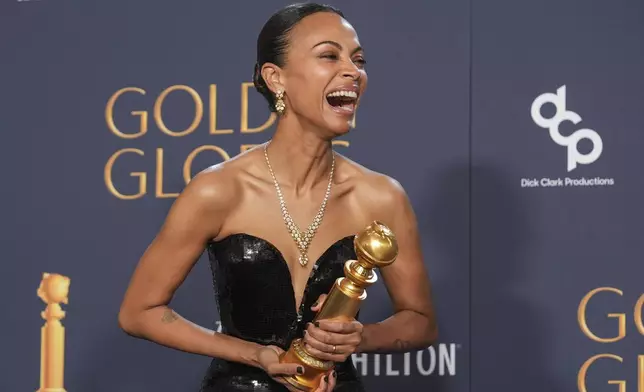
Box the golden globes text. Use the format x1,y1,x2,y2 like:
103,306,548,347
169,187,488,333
577,287,644,392
103,83,352,200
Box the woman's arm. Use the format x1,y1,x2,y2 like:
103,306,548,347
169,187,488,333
357,177,438,354
117,168,263,368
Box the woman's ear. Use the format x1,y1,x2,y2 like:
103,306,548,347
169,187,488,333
261,63,285,94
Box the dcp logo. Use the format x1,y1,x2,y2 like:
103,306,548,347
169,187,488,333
530,85,603,172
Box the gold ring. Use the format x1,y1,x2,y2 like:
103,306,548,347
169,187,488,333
332,345,337,353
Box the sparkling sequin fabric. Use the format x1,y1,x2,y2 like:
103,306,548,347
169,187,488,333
200,233,366,392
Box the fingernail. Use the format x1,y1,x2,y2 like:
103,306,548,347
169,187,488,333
297,366,304,374
312,299,319,307
332,370,336,378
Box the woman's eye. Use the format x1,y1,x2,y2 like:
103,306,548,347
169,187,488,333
320,53,339,60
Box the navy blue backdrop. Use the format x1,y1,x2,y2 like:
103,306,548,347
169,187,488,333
0,0,642,391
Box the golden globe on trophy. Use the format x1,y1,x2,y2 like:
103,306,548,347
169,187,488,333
279,221,398,391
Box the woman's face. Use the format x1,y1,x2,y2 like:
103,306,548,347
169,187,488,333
270,12,367,136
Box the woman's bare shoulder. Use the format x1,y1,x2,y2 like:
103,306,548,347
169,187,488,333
335,152,406,200
335,153,415,237
178,148,259,209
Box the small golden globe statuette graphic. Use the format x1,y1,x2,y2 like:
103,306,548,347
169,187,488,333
279,221,398,391
37,273,70,392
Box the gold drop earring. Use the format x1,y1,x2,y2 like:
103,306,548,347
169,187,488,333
275,89,286,115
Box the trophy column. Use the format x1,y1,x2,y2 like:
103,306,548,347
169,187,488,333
37,272,70,392
279,221,398,391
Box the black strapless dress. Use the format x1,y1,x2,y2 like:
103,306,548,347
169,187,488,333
200,233,366,392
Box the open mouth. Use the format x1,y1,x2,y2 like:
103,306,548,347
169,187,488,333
325,90,358,114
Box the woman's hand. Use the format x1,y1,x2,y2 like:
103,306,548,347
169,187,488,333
304,294,364,363
256,345,337,391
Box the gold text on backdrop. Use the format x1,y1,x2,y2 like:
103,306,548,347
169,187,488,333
103,83,351,200
577,287,644,392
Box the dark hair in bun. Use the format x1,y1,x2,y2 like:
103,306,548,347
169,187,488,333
253,3,344,112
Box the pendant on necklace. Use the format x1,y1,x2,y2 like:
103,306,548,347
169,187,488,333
298,253,309,267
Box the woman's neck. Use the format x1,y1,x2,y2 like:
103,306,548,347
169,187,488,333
265,119,334,197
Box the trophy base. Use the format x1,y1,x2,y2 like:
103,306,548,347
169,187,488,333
279,339,334,391
37,389,66,392
282,375,317,391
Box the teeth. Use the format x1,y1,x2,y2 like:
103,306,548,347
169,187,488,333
326,90,358,99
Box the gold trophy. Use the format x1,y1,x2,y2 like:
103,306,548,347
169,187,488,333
37,272,70,392
279,221,398,391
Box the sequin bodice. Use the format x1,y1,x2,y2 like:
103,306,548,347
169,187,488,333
200,233,365,392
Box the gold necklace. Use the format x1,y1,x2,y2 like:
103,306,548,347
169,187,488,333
263,141,335,267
